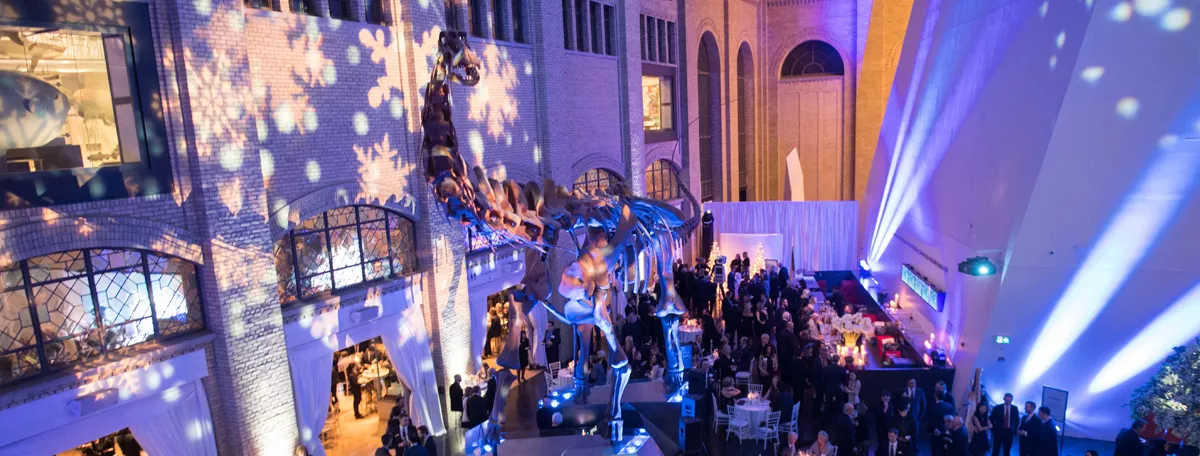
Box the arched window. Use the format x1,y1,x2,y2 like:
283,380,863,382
0,249,205,386
275,205,418,303
780,40,844,77
644,160,681,200
573,168,622,194
697,33,721,202
737,43,753,201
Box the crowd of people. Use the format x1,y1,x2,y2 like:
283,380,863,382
372,401,439,456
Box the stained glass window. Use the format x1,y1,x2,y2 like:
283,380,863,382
0,249,204,387
275,205,418,304
644,160,680,200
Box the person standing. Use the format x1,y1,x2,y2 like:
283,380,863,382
1017,401,1038,456
483,367,497,416
833,403,859,455
969,402,993,456
884,429,909,456
928,393,955,456
900,378,927,435
934,380,956,411
543,322,561,366
991,393,1020,456
347,364,365,419
894,405,918,454
518,329,530,383
448,375,464,422
947,417,970,456
418,425,438,456
1037,407,1059,456
1113,419,1146,456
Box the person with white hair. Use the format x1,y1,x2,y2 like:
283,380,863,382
780,431,801,456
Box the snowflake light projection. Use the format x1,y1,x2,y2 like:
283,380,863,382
355,133,416,206
467,44,520,140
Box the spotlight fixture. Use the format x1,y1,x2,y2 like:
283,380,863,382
958,256,996,276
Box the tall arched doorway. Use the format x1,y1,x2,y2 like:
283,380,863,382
777,40,845,201
737,42,754,202
697,32,721,202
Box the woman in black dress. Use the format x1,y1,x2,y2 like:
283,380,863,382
968,402,992,456
518,329,530,382
486,308,502,357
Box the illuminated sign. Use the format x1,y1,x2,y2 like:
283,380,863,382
902,264,945,312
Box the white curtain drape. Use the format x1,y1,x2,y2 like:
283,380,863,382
128,380,219,456
530,303,548,366
704,202,858,273
470,295,489,372
380,301,447,435
286,343,335,456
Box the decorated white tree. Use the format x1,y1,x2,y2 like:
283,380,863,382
708,240,722,267
1129,337,1200,441
750,242,766,275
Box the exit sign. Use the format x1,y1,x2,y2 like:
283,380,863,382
995,335,1011,344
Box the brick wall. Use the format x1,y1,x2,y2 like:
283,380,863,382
0,0,891,452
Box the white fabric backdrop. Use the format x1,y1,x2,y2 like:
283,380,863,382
380,299,446,435
530,303,548,366
129,380,219,456
470,295,489,372
704,202,858,273
287,344,335,456
718,233,785,264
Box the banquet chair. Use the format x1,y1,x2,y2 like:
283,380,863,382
748,384,763,396
735,371,751,389
757,411,781,450
781,401,801,434
726,406,750,442
548,361,561,378
712,395,729,431
830,445,839,456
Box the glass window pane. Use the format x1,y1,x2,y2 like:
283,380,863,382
94,270,151,328
32,278,100,367
274,241,297,304
0,26,145,173
329,226,362,271
27,251,87,283
295,232,331,277
149,256,203,338
362,221,389,262
104,318,154,352
90,249,142,272
300,273,333,298
364,259,390,281
642,76,662,131
334,266,365,289
0,289,35,354
328,207,357,227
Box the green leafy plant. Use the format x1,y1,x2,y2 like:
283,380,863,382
1128,337,1200,440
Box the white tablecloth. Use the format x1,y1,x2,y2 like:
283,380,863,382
680,327,702,346
735,402,772,428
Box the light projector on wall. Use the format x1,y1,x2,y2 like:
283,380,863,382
958,256,997,276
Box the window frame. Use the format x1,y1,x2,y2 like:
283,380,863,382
780,40,845,77
0,248,206,388
0,2,174,209
642,64,677,143
512,0,526,43
365,0,391,25
644,159,681,201
573,168,622,194
603,4,616,56
245,0,281,10
276,205,419,304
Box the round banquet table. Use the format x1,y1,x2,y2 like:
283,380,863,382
680,326,703,346
735,401,772,428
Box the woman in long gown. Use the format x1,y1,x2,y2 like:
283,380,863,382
968,403,992,456
517,329,530,383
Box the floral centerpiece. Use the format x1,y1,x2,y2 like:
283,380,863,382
832,312,875,347
1128,337,1200,441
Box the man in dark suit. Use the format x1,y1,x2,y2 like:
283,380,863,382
1037,406,1059,456
395,416,418,456
1017,401,1039,456
449,375,464,421
928,393,955,456
833,403,859,454
992,393,1021,456
774,384,796,420
946,416,970,456
894,405,918,453
483,367,497,415
883,429,909,456
404,429,430,456
821,356,847,416
418,425,438,456
934,380,956,411
347,364,365,419
899,378,927,432
466,388,489,428
1113,419,1146,456
877,391,896,449
544,322,561,365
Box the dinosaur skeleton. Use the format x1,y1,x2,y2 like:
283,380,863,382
420,32,700,441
